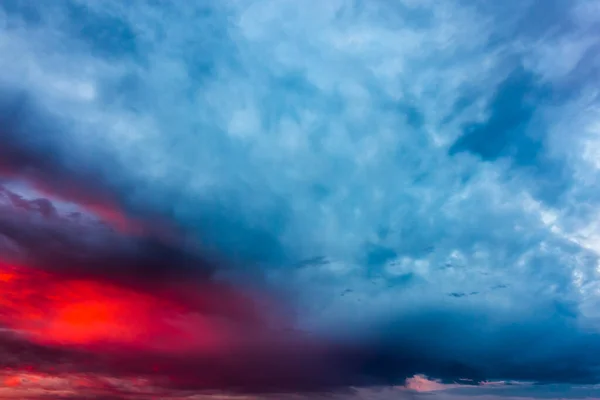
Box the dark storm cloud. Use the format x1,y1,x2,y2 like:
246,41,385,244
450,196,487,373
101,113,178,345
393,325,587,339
353,307,600,386
0,184,216,292
0,87,131,215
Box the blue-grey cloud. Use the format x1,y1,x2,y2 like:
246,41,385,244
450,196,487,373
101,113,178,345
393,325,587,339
1,0,600,396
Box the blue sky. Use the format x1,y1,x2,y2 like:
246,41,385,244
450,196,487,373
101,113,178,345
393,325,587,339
1,0,600,399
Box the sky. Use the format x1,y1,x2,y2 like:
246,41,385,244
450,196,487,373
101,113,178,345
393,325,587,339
1,0,600,399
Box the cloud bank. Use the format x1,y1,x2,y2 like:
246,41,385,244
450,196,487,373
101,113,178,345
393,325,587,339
1,0,600,398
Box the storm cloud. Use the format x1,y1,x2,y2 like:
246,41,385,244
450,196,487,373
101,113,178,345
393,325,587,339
1,0,600,398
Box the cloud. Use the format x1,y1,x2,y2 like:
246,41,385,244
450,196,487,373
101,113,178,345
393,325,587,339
1,0,600,398
2,182,599,396
404,374,472,392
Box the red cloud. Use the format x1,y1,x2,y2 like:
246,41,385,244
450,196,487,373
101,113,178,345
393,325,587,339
0,258,340,396
0,260,275,355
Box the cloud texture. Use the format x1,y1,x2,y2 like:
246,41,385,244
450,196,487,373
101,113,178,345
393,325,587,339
1,0,600,398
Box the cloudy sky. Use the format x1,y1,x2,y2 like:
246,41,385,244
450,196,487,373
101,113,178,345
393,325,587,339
1,0,600,399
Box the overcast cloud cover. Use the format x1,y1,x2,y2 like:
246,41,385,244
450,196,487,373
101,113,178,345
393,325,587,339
1,0,600,399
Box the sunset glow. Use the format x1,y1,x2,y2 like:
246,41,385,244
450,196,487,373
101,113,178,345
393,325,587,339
0,262,230,353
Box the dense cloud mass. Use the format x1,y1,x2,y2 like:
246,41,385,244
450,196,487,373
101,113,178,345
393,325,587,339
1,0,600,399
